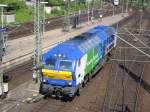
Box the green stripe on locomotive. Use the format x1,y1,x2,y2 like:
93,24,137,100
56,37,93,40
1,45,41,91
84,45,101,75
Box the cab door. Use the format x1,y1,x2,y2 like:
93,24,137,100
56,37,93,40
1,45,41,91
75,55,87,85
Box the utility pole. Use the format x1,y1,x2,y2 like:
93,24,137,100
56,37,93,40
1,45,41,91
33,0,43,85
0,4,7,98
64,0,70,31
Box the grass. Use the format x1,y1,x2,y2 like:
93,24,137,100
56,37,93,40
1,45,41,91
14,8,34,24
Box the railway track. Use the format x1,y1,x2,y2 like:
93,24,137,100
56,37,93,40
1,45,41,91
1,11,143,112
1,9,150,112
6,61,32,90
4,5,131,91
7,4,122,40
10,15,149,111
102,17,139,112
102,10,150,112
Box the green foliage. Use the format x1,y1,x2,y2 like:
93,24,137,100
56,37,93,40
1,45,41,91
14,7,34,23
0,0,27,12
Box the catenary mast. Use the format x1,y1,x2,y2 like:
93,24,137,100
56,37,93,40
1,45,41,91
33,0,43,85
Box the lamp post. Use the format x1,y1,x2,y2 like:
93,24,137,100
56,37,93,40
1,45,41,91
40,2,48,36
0,4,7,97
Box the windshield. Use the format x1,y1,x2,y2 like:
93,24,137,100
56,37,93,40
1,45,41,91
44,58,56,69
59,61,72,71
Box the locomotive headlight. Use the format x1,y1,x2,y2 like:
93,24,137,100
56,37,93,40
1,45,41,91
43,79,46,82
58,54,61,57
68,82,72,86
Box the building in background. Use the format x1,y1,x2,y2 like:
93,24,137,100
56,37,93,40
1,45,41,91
2,12,15,23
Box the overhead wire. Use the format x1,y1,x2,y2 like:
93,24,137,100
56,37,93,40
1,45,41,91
124,28,150,50
116,35,150,58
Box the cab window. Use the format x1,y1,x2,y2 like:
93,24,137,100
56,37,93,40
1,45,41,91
44,58,56,69
59,61,72,71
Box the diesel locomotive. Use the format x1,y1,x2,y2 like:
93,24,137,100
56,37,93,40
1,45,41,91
39,25,117,99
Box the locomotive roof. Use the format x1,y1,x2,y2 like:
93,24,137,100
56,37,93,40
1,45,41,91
42,25,116,61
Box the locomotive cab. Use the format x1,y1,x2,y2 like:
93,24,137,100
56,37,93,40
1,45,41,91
40,55,78,98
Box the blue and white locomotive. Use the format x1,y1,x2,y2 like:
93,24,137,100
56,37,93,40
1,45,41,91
40,25,117,99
